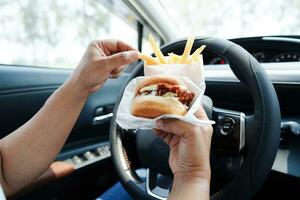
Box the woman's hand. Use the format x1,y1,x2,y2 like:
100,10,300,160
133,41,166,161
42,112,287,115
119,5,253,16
70,40,139,96
155,106,213,200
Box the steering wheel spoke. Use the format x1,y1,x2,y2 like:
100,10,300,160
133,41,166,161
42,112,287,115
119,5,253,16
146,168,172,200
212,107,246,156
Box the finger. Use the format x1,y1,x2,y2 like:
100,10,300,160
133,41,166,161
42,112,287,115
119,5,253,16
100,40,137,55
109,71,123,79
154,129,179,147
155,129,173,145
156,119,195,137
153,128,162,135
103,50,138,70
154,128,168,139
154,128,166,136
164,133,174,145
115,40,137,52
111,65,126,75
159,132,168,141
169,135,180,147
194,105,209,120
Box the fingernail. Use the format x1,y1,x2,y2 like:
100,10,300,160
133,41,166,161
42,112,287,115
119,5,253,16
125,50,138,60
156,120,163,128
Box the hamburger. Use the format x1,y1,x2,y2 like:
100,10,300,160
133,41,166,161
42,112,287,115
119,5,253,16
131,75,195,118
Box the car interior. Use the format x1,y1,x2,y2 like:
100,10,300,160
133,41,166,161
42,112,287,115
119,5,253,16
0,0,300,199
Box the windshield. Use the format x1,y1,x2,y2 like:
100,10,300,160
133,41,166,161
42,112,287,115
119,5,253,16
161,0,300,38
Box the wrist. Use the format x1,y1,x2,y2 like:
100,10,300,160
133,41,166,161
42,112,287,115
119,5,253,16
170,171,210,200
172,169,211,190
63,75,90,101
174,164,211,181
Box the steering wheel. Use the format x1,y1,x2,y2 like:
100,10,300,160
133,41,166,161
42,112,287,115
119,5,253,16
110,37,281,200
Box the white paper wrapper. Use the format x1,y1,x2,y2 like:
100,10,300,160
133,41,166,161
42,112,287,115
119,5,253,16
116,76,215,130
144,55,205,88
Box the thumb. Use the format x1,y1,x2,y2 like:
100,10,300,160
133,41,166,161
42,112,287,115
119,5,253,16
103,50,138,70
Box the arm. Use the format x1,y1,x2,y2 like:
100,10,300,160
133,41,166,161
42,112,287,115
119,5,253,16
169,172,210,200
155,106,213,200
0,40,138,195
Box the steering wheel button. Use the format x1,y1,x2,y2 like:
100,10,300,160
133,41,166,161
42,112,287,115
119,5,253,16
228,118,235,125
224,122,235,130
223,124,231,131
83,151,96,160
72,156,83,164
223,117,235,125
217,126,228,136
103,144,110,150
96,147,103,155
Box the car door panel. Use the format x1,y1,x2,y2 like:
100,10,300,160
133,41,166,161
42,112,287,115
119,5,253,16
0,64,130,199
0,65,71,137
0,65,70,91
0,65,129,141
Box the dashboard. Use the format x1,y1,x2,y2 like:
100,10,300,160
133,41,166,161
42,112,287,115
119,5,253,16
203,36,300,64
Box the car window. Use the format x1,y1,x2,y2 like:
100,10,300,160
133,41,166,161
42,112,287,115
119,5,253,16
0,0,138,69
161,0,300,38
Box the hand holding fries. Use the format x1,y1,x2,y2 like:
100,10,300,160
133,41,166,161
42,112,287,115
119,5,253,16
138,34,206,65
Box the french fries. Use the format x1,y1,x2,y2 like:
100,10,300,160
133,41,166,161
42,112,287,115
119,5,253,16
139,34,206,65
138,53,159,65
180,36,195,63
191,45,206,60
168,53,181,64
149,34,167,64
